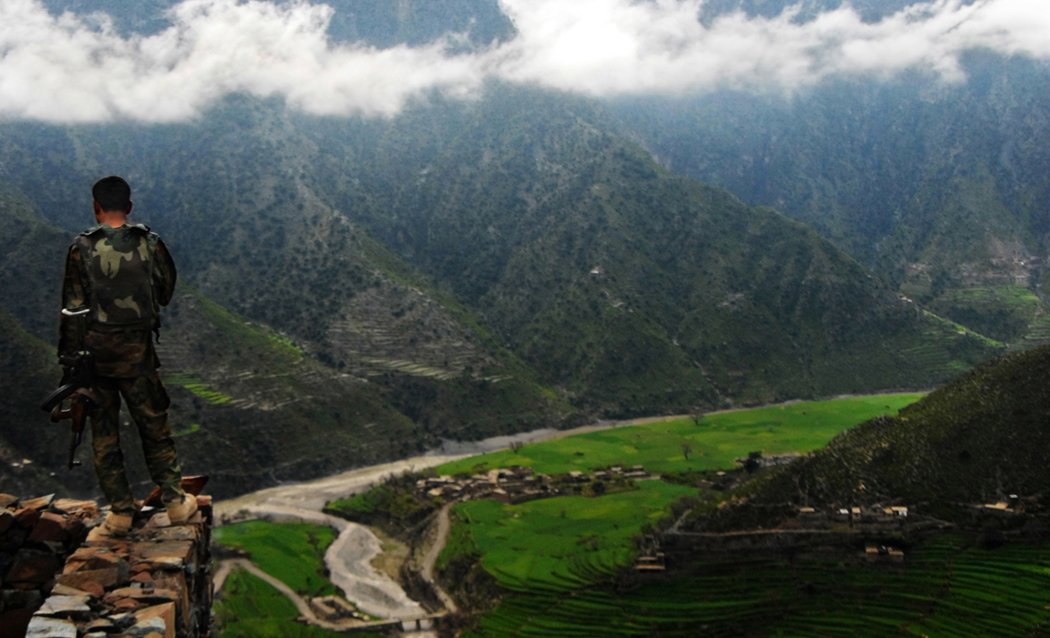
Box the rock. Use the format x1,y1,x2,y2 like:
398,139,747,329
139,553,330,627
14,508,42,531
56,568,122,591
0,495,18,509
24,616,77,638
49,584,91,598
79,582,105,599
103,586,180,606
132,541,194,572
34,595,93,619
49,500,98,518
146,526,200,543
112,597,140,611
6,549,62,586
108,611,136,629
129,602,175,638
130,572,152,584
19,495,55,512
28,513,69,544
64,547,131,579
0,511,15,535
83,617,114,632
1,588,44,609
0,608,35,638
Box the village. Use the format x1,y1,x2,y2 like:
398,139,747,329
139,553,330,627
415,464,653,505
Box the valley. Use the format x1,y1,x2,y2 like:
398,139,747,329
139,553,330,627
1,2,1049,636
209,394,969,636
209,372,1050,636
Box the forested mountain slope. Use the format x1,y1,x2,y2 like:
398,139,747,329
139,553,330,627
0,177,568,498
0,87,999,424
612,52,1050,345
688,342,1050,532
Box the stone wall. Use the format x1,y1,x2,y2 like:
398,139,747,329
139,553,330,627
0,493,212,638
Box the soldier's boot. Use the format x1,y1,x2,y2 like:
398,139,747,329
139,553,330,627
100,512,133,537
166,493,198,525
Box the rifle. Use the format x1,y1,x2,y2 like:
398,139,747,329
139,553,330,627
41,307,97,470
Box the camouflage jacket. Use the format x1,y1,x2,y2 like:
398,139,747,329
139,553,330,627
59,223,177,377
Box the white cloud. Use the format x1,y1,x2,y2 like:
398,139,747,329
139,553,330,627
496,0,1050,94
0,0,487,122
0,0,1047,122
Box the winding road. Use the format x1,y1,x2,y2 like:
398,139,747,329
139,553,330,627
214,454,467,620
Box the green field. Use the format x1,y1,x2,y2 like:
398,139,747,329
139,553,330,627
449,481,698,591
465,536,1050,637
214,569,382,638
435,394,1048,636
213,521,337,597
436,394,924,477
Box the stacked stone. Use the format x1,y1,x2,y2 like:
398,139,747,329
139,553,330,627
0,494,99,638
25,497,213,638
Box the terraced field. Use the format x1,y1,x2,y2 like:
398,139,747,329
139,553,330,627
465,536,1050,637
451,481,698,592
435,394,1050,636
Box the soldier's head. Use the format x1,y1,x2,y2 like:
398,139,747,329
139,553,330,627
92,176,133,225
92,176,132,213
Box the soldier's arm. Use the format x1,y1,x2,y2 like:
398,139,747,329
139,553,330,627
58,245,87,358
153,238,177,307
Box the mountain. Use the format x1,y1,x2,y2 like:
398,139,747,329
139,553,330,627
0,0,1023,498
687,342,1050,532
610,52,1050,346
0,176,569,498
324,86,1000,408
0,87,1002,423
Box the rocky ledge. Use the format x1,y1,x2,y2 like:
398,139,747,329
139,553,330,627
0,492,212,638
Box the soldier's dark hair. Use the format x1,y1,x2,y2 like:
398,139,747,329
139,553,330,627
92,176,132,213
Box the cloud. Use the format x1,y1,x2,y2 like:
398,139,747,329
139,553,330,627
495,0,1050,94
0,0,1047,123
0,0,487,122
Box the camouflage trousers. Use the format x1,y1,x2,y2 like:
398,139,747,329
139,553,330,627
89,374,184,515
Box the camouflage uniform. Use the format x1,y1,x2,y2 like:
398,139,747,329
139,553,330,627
60,223,185,515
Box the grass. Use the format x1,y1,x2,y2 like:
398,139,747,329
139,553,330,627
164,373,234,405
447,481,698,592
184,284,304,364
214,569,383,638
212,521,337,597
463,536,1050,637
436,394,924,477
173,422,200,437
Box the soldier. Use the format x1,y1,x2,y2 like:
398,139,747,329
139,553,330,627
59,176,196,536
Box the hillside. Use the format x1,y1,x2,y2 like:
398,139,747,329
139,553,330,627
327,87,1000,409
685,342,1050,531
0,178,569,498
0,87,1002,421
612,52,1050,346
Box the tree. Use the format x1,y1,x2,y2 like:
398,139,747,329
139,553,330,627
691,411,704,427
509,440,524,454
681,443,692,460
